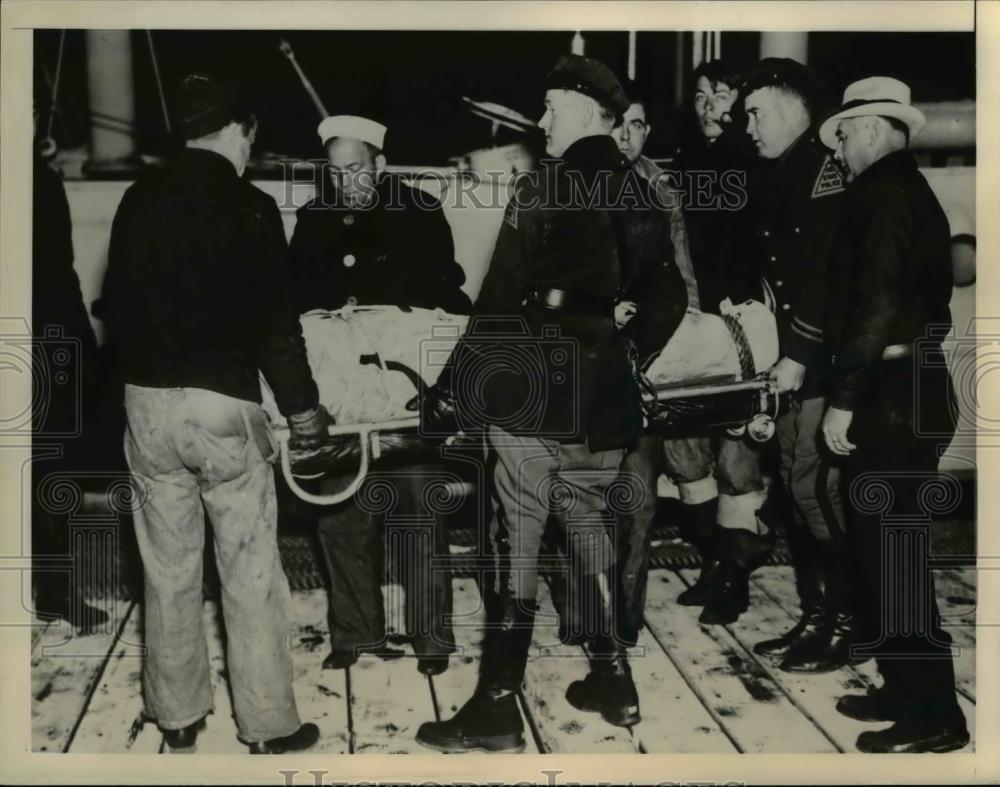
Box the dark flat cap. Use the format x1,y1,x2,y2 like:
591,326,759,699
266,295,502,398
173,73,239,140
546,54,630,117
741,57,824,115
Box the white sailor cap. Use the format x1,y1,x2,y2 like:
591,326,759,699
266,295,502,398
317,115,387,149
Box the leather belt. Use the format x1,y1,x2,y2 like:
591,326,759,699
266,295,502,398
831,343,914,366
522,287,614,317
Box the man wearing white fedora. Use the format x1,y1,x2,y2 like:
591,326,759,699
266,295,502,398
818,76,969,754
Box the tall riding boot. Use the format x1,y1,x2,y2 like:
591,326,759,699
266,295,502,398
415,592,534,753
565,570,641,727
699,527,773,625
676,499,719,606
783,550,866,673
753,549,825,660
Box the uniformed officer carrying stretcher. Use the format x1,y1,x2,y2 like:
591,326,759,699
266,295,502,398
414,54,688,752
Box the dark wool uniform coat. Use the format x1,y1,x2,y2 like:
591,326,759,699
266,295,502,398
747,130,846,393
289,174,472,316
825,148,954,414
459,134,688,451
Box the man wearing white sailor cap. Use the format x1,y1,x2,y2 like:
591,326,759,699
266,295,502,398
818,76,969,753
288,113,471,678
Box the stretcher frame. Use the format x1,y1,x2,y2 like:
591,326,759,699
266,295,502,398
272,376,785,506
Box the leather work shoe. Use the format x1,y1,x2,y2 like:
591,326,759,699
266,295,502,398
836,690,900,723
781,613,866,674
416,690,526,753
855,717,970,754
753,606,824,661
417,654,450,676
248,723,320,754
163,718,205,753
565,663,641,727
676,557,718,607
698,562,749,625
677,517,718,607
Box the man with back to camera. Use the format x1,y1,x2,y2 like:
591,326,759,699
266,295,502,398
414,55,688,752
818,76,968,753
738,58,857,673
288,115,470,676
101,73,330,754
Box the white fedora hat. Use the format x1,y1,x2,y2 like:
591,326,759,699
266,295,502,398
819,76,926,149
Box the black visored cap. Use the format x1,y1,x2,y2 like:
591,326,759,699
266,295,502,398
174,72,242,141
740,57,825,115
546,54,630,117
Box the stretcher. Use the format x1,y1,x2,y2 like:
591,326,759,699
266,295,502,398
263,301,786,506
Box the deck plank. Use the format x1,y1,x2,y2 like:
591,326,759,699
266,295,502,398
289,590,351,753
31,597,130,753
709,569,880,753
627,626,735,753
348,637,437,753
643,570,837,753
70,601,154,752
753,566,976,703
520,581,638,754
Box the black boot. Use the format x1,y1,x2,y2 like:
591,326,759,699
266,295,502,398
782,612,865,673
565,571,641,727
415,593,533,753
248,723,321,754
162,717,205,753
782,551,866,673
753,599,825,660
697,561,749,624
754,539,825,658
677,533,718,607
699,527,770,625
676,500,719,606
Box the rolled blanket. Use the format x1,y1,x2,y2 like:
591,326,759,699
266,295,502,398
642,299,779,388
261,305,468,427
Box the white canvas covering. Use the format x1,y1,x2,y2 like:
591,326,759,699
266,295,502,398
261,300,779,428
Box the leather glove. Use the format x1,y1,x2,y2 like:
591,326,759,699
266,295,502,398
287,404,333,451
406,373,460,445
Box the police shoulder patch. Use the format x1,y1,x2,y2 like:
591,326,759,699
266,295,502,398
812,155,845,198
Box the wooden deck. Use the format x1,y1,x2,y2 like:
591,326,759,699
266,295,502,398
31,566,976,755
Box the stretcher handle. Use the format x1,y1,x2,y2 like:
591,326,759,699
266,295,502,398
274,416,420,506
653,377,771,400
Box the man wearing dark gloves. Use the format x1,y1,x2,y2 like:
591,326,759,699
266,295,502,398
289,115,466,676
739,59,854,667
819,77,968,753
415,55,687,753
101,73,328,754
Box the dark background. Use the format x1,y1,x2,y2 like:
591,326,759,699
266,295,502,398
34,30,975,164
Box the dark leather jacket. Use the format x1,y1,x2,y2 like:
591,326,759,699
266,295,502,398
460,134,688,450
101,148,318,417
825,149,953,411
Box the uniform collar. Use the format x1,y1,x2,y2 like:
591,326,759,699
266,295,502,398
560,134,630,174
174,147,240,177
776,128,816,167
852,148,916,186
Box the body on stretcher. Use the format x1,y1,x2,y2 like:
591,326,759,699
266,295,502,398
263,301,785,506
